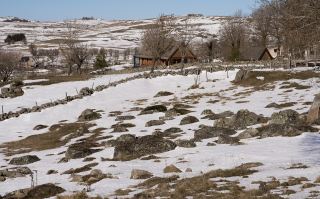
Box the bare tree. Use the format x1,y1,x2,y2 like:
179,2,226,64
45,49,59,67
219,11,248,61
252,3,272,47
60,22,91,75
141,14,176,72
176,16,197,70
29,43,43,67
0,51,21,82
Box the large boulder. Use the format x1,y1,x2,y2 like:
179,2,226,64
234,70,253,82
180,116,199,125
78,109,101,121
270,109,301,125
1,183,65,199
0,167,32,180
9,155,40,165
175,139,196,148
194,126,237,141
307,94,320,124
214,109,265,130
113,135,176,161
1,85,24,98
65,142,102,159
257,124,318,138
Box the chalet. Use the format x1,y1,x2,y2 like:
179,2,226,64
242,47,281,61
133,47,197,67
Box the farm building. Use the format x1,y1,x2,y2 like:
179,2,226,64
133,47,197,67
242,47,281,61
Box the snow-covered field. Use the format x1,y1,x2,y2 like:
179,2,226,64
0,67,320,198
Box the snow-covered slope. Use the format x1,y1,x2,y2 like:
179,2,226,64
0,15,228,52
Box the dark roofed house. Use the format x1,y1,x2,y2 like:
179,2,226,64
20,56,33,68
242,47,280,61
134,47,197,67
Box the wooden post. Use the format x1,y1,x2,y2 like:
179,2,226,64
1,105,3,114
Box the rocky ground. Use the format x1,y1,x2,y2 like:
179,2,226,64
0,67,320,199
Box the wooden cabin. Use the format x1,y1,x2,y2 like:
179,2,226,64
134,47,197,67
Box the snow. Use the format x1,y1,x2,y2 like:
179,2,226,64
0,67,319,198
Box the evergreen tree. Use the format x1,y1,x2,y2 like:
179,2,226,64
94,48,108,69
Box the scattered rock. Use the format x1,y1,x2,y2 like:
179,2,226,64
113,135,176,161
180,116,199,125
65,142,102,159
185,168,193,172
131,169,153,179
214,109,265,130
270,109,301,125
0,167,32,180
47,170,58,175
163,164,182,173
165,108,192,118
1,83,24,98
201,109,214,115
115,115,135,121
175,139,196,148
145,120,165,127
194,126,237,141
33,124,48,131
164,127,183,134
237,128,260,139
79,87,93,96
78,109,101,121
9,155,40,165
1,183,65,199
154,91,174,97
307,94,320,124
216,134,241,145
139,105,167,115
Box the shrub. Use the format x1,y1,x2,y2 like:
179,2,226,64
94,48,108,69
5,33,27,44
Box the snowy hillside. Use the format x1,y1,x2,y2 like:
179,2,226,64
0,15,228,52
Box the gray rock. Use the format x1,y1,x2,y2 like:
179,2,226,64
0,167,32,179
113,135,176,161
164,127,183,134
115,115,135,121
9,155,40,165
145,120,165,127
194,126,237,141
257,124,318,138
238,128,260,139
307,94,320,124
175,139,196,148
154,91,174,97
234,69,253,82
79,87,93,96
130,169,153,179
65,142,102,159
1,183,65,199
201,109,214,115
78,109,101,121
270,109,301,125
180,116,199,125
214,109,265,130
216,134,241,145
139,105,167,115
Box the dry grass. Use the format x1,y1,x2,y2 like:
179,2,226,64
25,73,92,86
0,122,95,156
132,163,282,199
235,70,320,87
280,82,311,90
57,192,102,199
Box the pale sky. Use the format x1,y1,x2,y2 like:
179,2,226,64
0,0,257,21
